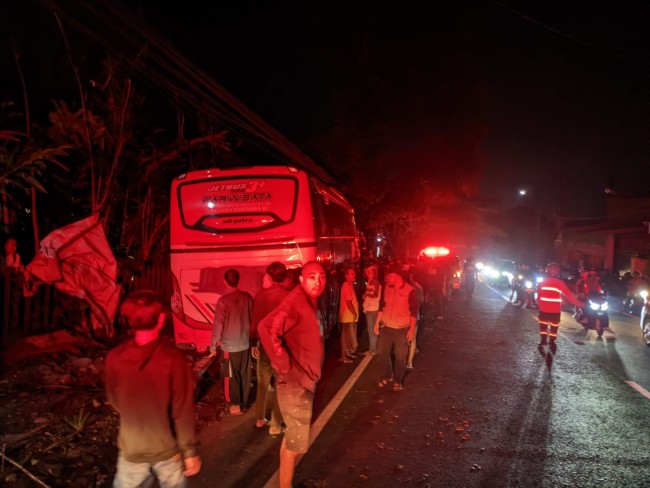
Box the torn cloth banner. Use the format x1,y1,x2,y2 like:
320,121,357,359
25,214,120,336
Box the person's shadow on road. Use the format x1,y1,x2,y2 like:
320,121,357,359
537,344,555,370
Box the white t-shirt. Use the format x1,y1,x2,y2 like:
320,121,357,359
363,280,381,312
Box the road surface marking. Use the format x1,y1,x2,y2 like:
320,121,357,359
625,381,650,400
263,354,373,488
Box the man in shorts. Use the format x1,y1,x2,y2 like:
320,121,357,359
258,261,327,488
537,263,584,353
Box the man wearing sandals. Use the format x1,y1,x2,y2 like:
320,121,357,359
374,264,419,391
338,266,360,363
258,261,327,488
209,269,254,416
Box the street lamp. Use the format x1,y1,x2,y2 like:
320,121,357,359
517,188,542,265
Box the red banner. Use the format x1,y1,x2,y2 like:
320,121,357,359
25,215,120,336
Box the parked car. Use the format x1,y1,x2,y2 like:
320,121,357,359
480,259,515,288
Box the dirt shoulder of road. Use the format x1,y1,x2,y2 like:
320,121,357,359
0,330,227,488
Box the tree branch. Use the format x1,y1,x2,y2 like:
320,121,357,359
52,9,96,212
0,451,52,488
141,132,229,166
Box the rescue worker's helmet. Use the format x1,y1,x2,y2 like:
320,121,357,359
546,262,561,277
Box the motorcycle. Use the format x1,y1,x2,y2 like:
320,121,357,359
639,290,650,346
511,275,538,308
480,264,511,288
448,270,462,296
625,289,647,316
575,292,609,338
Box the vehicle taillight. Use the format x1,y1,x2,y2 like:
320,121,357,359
171,273,185,320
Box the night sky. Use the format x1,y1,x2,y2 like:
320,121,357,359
2,0,649,219
136,0,649,218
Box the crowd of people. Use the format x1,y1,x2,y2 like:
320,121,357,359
107,262,326,487
104,253,468,487
76,252,650,487
112,253,650,486
332,253,483,386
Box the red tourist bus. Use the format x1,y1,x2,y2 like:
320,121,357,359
170,165,359,351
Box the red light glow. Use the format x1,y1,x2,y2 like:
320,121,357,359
421,246,450,258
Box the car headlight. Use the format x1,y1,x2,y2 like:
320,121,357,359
525,280,533,289
601,302,608,311
589,301,600,310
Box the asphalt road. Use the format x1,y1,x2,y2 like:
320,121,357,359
190,282,650,488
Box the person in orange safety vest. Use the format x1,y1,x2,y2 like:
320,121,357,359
537,262,584,349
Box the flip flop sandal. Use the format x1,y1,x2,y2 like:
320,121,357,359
378,379,389,387
393,383,403,391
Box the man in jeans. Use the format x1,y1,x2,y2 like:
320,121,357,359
258,261,327,488
105,290,200,487
362,265,381,355
374,264,419,391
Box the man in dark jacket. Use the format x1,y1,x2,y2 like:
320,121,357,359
105,290,200,487
258,261,326,488
250,261,291,434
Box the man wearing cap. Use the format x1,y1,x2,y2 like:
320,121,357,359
105,290,201,487
374,264,419,391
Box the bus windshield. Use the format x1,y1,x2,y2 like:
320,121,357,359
177,175,299,233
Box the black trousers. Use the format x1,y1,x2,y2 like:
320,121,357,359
225,349,251,408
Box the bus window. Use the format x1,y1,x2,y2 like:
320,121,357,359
311,187,356,238
177,176,299,233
